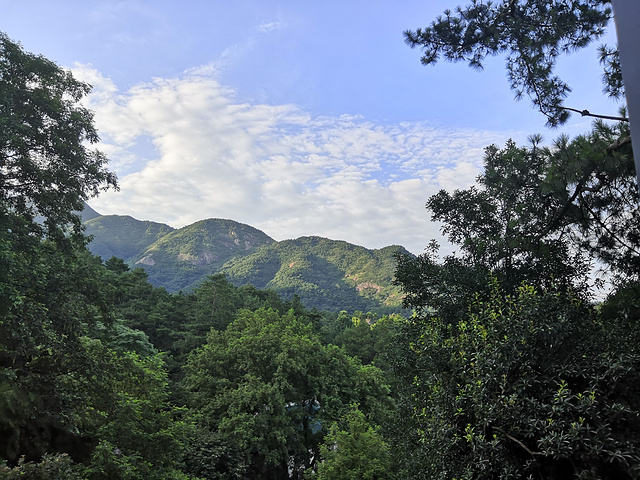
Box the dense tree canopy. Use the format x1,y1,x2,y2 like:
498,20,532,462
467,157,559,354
0,32,118,468
392,126,640,476
0,33,192,479
183,308,392,480
393,2,640,478
4,1,640,476
309,405,393,480
402,281,640,479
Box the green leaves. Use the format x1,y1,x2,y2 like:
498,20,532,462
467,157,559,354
0,33,196,478
402,118,638,303
184,308,392,479
397,5,640,478
310,405,392,480
403,281,640,479
0,33,117,241
80,342,194,480
0,454,84,479
405,1,614,126
392,115,639,480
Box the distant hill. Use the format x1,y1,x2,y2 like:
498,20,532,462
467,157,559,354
83,211,409,313
220,236,408,312
84,215,175,262
79,202,102,222
131,218,276,292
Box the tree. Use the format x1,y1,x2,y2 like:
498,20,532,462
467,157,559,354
399,280,640,479
404,0,620,127
0,242,114,465
104,256,130,274
404,0,640,284
391,121,640,479
79,339,194,480
394,3,640,478
309,405,393,480
394,121,639,330
103,265,185,354
0,32,117,466
329,312,400,373
0,454,84,479
0,32,117,240
183,308,392,479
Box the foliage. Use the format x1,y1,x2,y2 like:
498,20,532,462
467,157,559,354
396,120,638,304
80,339,194,480
0,454,83,480
182,427,247,480
308,405,393,480
0,32,199,479
397,6,640,473
0,32,120,464
545,122,639,277
427,140,585,288
401,280,640,479
183,308,392,479
104,256,131,274
328,311,401,371
600,279,640,329
391,123,640,477
102,265,184,354
404,0,616,126
0,224,113,464
0,32,117,241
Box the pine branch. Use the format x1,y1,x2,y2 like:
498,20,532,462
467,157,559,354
559,107,628,122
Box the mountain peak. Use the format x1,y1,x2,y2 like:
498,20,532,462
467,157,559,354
84,213,409,312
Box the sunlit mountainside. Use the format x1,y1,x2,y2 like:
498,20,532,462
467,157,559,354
83,209,409,313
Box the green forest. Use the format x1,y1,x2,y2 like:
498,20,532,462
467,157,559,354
2,1,640,479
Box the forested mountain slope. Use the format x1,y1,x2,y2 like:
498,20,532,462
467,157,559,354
83,211,408,312
83,214,175,261
220,236,408,311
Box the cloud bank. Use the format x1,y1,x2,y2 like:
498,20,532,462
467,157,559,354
75,65,523,254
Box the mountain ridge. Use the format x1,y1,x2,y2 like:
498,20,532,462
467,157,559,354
83,207,410,312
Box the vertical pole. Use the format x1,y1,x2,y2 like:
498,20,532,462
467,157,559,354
610,0,640,196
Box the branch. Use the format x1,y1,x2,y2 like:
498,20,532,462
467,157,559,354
559,106,629,122
606,135,632,152
540,171,590,238
578,192,640,256
494,426,544,457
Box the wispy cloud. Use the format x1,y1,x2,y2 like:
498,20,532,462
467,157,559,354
74,65,524,254
258,21,285,33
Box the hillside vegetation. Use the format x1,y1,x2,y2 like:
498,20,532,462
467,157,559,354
84,215,175,261
84,214,408,313
221,236,407,311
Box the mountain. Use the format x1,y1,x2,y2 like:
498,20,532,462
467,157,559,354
84,211,409,312
79,202,102,222
220,236,408,312
130,218,276,291
84,215,175,262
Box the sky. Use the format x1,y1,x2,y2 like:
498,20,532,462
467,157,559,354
3,1,623,254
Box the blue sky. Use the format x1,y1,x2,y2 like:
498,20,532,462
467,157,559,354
3,1,622,253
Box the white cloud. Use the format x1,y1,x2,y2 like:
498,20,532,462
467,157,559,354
75,65,524,254
258,21,285,33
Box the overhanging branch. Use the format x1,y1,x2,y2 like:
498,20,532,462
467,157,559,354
559,106,629,122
